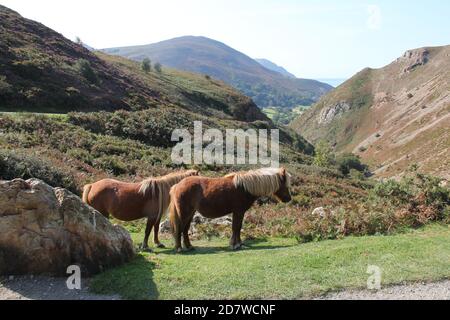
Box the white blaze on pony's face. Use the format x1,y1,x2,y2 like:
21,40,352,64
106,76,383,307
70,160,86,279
231,167,292,202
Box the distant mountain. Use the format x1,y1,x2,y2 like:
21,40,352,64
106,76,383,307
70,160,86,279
255,58,296,78
291,45,450,179
102,36,333,109
0,5,267,122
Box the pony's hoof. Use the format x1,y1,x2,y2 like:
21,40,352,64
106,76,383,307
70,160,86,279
185,246,195,252
175,248,183,254
155,243,166,249
231,243,243,251
139,244,153,253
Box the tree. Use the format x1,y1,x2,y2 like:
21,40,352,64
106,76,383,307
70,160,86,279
336,153,368,175
141,58,151,73
76,59,98,84
75,37,83,46
154,62,162,73
313,140,334,168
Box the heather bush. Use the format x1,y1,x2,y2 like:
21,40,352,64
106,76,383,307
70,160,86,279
0,149,78,193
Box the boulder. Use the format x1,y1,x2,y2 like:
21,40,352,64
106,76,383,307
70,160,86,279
0,179,134,276
159,212,232,235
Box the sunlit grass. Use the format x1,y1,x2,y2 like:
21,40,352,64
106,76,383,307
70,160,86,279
90,224,450,300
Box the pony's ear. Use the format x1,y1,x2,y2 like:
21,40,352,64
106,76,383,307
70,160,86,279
194,170,200,176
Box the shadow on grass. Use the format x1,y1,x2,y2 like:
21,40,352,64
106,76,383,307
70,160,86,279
90,255,158,300
156,238,295,256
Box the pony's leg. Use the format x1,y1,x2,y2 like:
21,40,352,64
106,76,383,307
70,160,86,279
182,214,195,251
230,212,245,250
141,217,156,252
153,216,165,248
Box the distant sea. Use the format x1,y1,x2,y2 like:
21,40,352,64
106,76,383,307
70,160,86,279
316,78,347,88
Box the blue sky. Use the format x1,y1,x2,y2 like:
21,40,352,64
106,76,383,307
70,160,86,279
1,0,449,79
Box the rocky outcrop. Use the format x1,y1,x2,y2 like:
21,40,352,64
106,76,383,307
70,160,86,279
318,101,351,125
398,48,429,74
0,179,134,276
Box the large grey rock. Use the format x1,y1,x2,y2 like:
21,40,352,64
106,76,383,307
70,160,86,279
318,101,351,125
159,212,232,234
398,48,429,74
0,179,134,276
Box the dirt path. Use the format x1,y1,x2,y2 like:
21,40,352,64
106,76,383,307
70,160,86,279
317,280,450,300
0,276,120,300
2,276,449,300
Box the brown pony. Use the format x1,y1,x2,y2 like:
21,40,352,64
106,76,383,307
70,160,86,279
82,170,198,251
169,167,292,252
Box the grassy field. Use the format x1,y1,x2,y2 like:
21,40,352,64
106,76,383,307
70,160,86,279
90,224,450,300
262,105,310,126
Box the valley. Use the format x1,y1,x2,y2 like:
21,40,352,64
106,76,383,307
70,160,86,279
0,2,449,301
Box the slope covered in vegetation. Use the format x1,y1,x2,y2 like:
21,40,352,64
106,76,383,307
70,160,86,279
0,5,267,123
292,46,450,179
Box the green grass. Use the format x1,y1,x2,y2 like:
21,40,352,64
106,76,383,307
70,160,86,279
0,111,68,121
90,224,450,300
262,105,310,126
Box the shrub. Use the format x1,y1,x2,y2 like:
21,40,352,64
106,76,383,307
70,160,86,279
141,58,151,73
336,153,369,176
313,140,334,167
76,59,98,84
154,62,162,73
92,155,130,176
0,76,12,95
0,149,78,194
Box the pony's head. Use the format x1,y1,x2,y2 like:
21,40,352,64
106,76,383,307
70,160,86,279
231,167,292,203
273,167,292,203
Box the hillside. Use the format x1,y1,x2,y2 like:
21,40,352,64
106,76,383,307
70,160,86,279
291,45,450,178
0,5,267,123
102,36,333,109
255,58,296,78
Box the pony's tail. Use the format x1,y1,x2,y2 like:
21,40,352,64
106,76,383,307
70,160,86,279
82,184,92,205
169,189,182,250
169,199,180,235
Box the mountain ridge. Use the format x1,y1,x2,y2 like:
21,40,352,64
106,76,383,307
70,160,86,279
255,58,296,78
102,36,333,109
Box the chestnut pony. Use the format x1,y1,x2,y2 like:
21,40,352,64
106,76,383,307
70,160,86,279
169,167,292,252
82,170,198,250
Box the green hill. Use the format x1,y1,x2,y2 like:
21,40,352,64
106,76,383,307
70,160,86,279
0,5,268,123
102,36,333,109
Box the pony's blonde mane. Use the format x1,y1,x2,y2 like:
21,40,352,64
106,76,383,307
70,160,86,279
139,170,198,218
227,167,290,197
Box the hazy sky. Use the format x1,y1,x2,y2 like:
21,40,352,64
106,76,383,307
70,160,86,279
1,0,449,79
